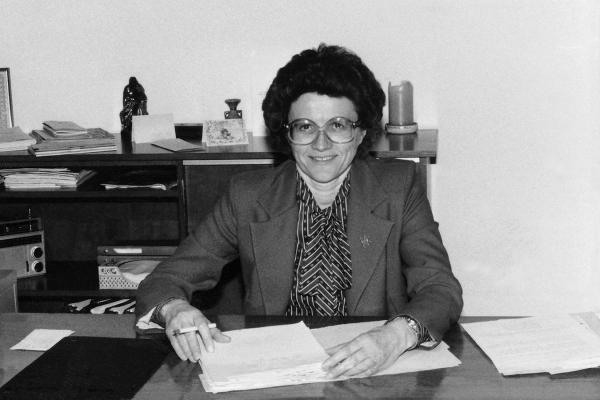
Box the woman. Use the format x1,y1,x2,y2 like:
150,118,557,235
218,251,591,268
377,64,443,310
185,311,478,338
136,44,462,378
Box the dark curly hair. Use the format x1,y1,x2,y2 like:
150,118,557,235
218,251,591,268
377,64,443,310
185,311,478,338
262,44,386,158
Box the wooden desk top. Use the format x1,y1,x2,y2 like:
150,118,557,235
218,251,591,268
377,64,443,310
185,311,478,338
2,313,597,399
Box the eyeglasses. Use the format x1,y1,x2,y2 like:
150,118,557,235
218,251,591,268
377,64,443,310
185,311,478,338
284,117,361,145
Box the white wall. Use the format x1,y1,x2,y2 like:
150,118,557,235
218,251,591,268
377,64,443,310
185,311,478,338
1,0,599,315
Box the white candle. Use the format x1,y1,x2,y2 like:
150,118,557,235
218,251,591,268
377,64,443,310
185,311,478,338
388,81,414,126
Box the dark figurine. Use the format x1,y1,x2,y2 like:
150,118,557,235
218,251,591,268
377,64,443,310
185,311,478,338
119,77,148,146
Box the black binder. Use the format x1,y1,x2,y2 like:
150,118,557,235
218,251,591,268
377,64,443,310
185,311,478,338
0,336,169,400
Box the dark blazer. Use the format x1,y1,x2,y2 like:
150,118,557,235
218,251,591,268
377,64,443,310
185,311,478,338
136,158,462,340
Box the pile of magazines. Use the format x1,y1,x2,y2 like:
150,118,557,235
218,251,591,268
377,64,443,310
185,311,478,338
29,121,116,156
0,168,96,190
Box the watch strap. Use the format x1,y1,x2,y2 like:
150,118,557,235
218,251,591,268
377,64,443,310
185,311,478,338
387,315,438,350
150,297,183,327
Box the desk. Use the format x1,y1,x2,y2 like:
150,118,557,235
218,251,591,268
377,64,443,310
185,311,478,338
1,313,599,399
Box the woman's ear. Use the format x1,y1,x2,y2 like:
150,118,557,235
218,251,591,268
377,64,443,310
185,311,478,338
356,129,367,145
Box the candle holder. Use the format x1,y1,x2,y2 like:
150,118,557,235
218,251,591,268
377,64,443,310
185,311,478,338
385,122,418,134
385,81,418,135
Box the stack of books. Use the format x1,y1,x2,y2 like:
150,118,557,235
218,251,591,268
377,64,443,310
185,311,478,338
42,121,89,137
0,168,96,190
0,127,36,152
29,121,116,156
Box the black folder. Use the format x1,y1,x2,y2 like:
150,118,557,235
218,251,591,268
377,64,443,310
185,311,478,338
0,336,169,400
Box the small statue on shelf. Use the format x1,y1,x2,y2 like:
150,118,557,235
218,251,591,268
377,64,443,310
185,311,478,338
119,77,148,146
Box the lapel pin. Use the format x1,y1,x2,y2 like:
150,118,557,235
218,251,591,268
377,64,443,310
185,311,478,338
360,235,371,248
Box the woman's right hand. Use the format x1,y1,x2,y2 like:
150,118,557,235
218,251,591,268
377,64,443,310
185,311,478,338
160,299,230,362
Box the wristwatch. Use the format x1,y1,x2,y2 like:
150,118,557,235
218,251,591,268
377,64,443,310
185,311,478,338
402,316,421,339
151,297,183,326
387,315,436,349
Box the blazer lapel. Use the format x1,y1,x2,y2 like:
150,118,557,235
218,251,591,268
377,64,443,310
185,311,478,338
250,162,298,314
346,160,394,314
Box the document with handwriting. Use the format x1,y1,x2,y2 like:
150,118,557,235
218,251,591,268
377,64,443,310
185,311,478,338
461,312,600,375
198,320,461,393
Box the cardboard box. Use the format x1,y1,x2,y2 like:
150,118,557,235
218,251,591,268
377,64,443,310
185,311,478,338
98,260,161,290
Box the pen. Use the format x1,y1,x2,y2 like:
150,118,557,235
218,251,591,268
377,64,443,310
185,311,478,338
173,323,217,336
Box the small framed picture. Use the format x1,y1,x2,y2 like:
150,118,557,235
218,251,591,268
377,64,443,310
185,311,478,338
204,119,248,147
0,68,14,129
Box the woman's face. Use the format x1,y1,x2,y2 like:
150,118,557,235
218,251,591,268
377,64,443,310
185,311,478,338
288,93,365,184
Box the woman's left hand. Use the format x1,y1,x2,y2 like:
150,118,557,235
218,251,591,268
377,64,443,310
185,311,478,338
321,318,418,378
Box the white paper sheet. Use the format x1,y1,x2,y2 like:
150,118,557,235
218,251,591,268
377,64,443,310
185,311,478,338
199,320,461,393
10,329,74,351
312,320,461,376
461,313,600,375
131,114,175,143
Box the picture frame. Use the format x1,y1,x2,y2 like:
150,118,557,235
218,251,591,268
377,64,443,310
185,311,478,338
0,68,14,129
204,119,248,147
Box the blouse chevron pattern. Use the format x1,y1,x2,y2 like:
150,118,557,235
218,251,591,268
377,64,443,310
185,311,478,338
285,173,352,316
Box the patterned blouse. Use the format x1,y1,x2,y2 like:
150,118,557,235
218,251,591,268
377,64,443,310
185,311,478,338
285,173,352,316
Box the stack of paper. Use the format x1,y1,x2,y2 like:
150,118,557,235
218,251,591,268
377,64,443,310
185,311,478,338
0,127,36,151
0,168,96,190
462,312,600,375
100,169,177,191
198,320,461,393
199,322,329,393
